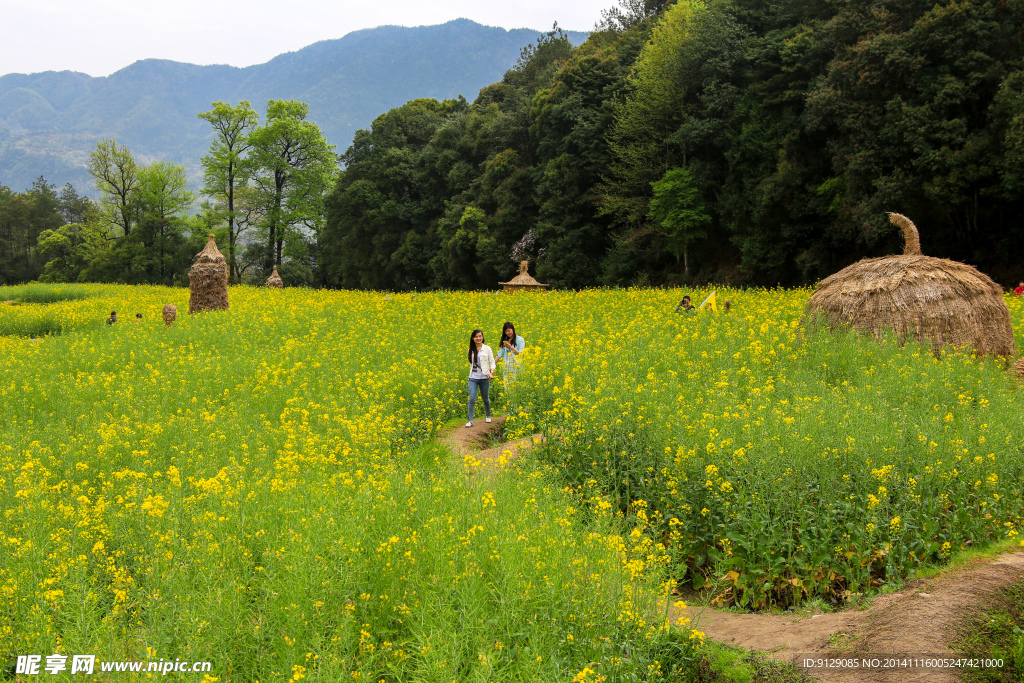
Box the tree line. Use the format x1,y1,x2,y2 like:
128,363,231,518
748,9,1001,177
4,0,1024,290
0,99,335,287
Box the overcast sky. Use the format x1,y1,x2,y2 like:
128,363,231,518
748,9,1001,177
1,0,613,77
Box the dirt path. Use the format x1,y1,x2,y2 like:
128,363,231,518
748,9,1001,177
681,552,1024,682
442,420,1024,682
441,416,543,475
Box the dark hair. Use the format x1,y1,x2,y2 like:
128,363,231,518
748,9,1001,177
110,311,117,316
468,329,484,369
135,313,142,319
501,322,517,346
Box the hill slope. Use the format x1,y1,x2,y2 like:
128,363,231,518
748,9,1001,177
0,19,586,192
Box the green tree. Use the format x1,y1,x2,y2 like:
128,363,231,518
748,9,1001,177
600,0,713,226
648,166,709,278
198,101,260,282
321,98,466,289
37,221,111,283
595,0,670,32
502,24,576,96
431,204,504,288
88,139,139,237
27,177,62,236
529,38,633,288
710,0,836,284
135,161,195,284
249,100,336,275
58,183,96,226
0,185,31,284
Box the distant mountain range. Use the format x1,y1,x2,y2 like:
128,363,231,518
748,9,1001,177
0,19,587,194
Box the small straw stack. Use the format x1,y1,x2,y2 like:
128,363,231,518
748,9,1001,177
805,213,1016,357
499,260,549,293
188,234,230,315
266,265,284,288
162,304,177,327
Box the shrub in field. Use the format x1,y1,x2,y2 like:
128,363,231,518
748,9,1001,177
0,310,64,337
0,283,124,337
0,284,99,336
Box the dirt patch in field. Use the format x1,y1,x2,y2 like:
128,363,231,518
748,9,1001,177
441,416,543,475
443,416,508,454
680,552,1024,682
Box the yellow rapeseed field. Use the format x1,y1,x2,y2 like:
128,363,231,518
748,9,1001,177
2,283,1022,679
1,284,701,682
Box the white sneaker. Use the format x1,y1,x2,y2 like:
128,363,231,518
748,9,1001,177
485,417,492,423
465,421,473,428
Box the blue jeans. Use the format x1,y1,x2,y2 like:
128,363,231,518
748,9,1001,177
467,378,491,422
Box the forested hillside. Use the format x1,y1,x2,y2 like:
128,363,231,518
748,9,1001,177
321,0,1024,289
0,20,586,193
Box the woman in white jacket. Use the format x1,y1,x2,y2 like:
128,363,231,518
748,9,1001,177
466,329,496,427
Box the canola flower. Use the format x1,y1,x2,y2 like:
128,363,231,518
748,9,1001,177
0,284,701,682
4,282,1023,675
500,287,1024,609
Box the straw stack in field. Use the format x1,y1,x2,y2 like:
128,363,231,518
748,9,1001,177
189,233,229,314
266,265,284,288
162,304,177,327
805,213,1016,357
499,260,549,293
1014,357,1024,379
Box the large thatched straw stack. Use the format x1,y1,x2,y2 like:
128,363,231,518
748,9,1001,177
266,265,284,288
188,233,229,314
805,213,1015,357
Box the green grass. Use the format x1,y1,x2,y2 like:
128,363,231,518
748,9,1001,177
0,311,64,337
696,643,815,682
0,283,99,336
0,283,92,304
954,582,1024,682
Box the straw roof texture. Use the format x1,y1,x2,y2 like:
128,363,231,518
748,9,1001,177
266,265,283,288
805,214,1015,357
188,234,229,315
